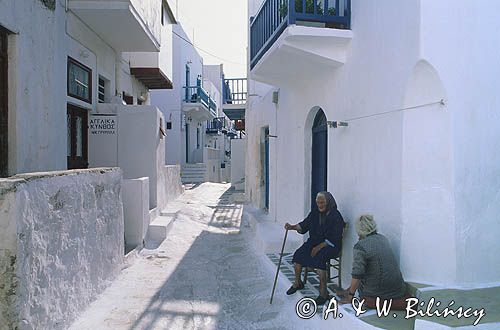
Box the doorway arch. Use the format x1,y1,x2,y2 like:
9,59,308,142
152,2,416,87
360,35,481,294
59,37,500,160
310,109,328,211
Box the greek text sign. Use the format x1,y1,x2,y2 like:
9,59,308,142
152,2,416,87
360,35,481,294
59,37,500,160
89,115,116,135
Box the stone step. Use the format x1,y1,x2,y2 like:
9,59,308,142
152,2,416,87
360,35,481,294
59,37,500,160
181,168,206,173
182,164,206,168
181,173,205,178
145,215,176,248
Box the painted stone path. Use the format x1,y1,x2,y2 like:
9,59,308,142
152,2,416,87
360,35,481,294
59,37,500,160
69,183,324,330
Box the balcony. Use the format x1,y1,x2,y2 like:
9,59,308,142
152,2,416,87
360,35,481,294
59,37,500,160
206,117,225,135
68,0,160,52
250,0,352,85
182,83,217,121
125,21,174,89
222,78,247,122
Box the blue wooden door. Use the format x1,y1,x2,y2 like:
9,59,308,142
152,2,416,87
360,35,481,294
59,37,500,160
311,110,328,210
0,28,7,177
265,127,270,210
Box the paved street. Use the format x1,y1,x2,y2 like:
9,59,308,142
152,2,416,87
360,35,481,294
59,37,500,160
69,183,323,330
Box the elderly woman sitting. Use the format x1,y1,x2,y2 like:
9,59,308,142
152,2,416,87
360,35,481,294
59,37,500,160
284,192,345,305
336,215,406,304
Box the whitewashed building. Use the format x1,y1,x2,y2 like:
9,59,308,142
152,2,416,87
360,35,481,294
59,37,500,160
150,26,242,183
0,0,175,176
246,0,500,317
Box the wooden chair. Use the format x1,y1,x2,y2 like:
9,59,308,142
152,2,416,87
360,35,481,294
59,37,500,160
303,222,348,288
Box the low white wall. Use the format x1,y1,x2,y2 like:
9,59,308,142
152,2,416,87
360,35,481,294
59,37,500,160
221,163,231,183
231,139,246,190
157,165,184,211
122,177,149,250
0,168,124,330
89,104,165,210
203,147,222,182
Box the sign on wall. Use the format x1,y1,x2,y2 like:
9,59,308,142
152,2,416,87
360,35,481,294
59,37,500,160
89,115,116,136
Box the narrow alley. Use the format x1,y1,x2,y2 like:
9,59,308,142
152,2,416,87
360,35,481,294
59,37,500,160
69,183,321,330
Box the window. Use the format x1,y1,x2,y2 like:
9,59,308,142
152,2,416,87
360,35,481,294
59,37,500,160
166,122,172,130
98,77,105,103
122,92,133,105
68,57,92,103
196,128,200,149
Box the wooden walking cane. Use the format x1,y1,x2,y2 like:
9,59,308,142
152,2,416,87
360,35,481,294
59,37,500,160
270,229,288,304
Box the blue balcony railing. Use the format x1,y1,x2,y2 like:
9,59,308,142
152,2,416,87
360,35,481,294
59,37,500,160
183,85,217,117
250,0,351,69
223,78,247,105
206,117,224,134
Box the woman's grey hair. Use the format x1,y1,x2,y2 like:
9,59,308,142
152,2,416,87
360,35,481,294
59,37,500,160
355,214,377,238
316,191,337,211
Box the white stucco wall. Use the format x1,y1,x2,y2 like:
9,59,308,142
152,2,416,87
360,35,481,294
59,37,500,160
0,0,67,174
150,23,211,166
245,85,277,210
66,11,118,112
0,168,124,330
122,177,149,249
130,0,162,46
417,0,500,284
231,139,246,190
157,164,184,210
89,104,183,213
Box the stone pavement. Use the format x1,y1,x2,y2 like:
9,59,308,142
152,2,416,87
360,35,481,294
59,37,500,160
69,183,325,330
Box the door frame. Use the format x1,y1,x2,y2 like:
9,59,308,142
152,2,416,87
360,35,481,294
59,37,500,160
0,27,8,177
67,104,89,169
310,109,328,210
265,127,270,210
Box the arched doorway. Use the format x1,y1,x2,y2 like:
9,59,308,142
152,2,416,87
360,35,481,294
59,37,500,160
311,109,328,210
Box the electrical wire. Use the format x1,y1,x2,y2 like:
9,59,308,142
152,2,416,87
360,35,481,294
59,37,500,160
338,99,445,123
172,30,246,66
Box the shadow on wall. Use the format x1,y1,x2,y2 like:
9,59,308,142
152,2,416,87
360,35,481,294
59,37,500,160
400,59,451,284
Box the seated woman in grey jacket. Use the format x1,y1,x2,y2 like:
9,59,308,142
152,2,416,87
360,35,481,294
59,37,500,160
336,215,406,303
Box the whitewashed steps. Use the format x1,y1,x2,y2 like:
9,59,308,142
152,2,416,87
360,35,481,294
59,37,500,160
181,163,206,183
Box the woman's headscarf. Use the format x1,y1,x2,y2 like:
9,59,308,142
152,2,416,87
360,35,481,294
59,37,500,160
317,191,337,212
355,214,377,238
317,191,337,225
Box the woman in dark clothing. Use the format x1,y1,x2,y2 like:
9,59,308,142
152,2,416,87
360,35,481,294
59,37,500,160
284,191,345,304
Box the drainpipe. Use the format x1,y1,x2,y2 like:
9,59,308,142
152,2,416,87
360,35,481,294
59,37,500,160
115,57,121,103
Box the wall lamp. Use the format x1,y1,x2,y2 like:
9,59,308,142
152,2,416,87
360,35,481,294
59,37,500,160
327,121,349,128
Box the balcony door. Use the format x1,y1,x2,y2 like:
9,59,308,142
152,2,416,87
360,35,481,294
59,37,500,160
311,109,328,210
0,28,8,177
67,104,89,169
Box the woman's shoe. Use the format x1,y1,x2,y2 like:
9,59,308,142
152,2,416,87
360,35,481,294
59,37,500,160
286,282,304,295
314,295,330,305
